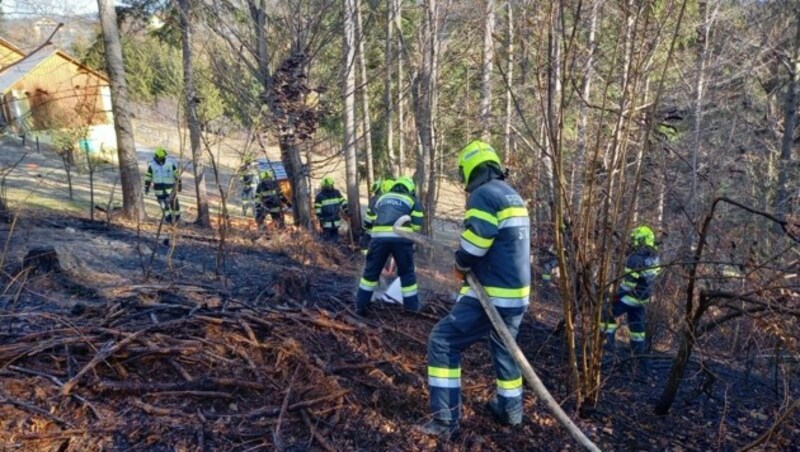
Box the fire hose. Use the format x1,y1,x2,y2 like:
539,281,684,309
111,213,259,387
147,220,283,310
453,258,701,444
392,215,600,451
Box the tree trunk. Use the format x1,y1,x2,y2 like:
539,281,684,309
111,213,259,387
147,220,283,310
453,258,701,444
248,0,270,91
396,1,406,173
343,0,362,232
355,0,375,188
384,0,396,174
690,0,712,233
412,0,438,235
571,0,597,213
178,0,210,227
775,7,800,225
480,0,496,139
97,0,145,221
503,1,514,157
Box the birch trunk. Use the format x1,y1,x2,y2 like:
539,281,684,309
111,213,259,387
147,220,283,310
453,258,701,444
343,0,362,232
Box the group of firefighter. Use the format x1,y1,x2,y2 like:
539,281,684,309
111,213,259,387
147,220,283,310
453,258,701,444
143,141,661,438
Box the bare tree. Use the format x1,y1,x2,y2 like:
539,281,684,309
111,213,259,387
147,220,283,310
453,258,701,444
355,0,374,188
775,6,800,224
503,0,514,157
343,0,362,232
384,0,397,174
97,0,145,221
411,0,441,234
480,0,496,139
177,0,210,227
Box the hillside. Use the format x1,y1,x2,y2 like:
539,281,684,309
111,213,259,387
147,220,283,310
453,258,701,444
1,192,797,450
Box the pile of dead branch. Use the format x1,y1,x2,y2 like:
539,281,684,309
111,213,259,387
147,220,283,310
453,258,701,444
0,289,446,450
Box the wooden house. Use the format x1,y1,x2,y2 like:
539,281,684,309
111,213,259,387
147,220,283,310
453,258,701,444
0,37,117,162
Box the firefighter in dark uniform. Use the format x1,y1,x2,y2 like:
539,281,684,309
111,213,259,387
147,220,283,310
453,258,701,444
419,140,530,437
600,225,661,370
239,156,259,216
144,147,182,224
255,169,290,230
314,176,348,242
360,178,393,254
355,176,423,315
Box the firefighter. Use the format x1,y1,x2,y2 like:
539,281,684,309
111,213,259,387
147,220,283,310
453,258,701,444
360,178,394,254
144,147,181,224
538,246,559,302
255,169,290,231
355,176,423,315
239,156,259,216
419,140,530,437
314,176,348,242
600,225,661,371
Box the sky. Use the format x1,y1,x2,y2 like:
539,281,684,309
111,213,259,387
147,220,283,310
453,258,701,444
1,0,101,17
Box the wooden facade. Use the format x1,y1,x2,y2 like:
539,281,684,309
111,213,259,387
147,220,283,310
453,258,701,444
0,37,117,160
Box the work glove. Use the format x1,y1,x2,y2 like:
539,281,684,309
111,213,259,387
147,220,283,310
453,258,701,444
453,263,470,282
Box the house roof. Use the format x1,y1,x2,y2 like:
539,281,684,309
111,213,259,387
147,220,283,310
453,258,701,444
0,48,54,93
0,37,26,68
0,45,110,94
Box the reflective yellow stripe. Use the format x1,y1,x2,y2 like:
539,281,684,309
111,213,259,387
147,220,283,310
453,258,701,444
465,208,498,226
359,278,378,288
372,225,412,232
462,229,493,248
428,366,461,378
600,322,618,332
411,211,424,217
496,207,528,220
460,285,530,298
630,331,646,340
401,284,418,293
497,377,522,389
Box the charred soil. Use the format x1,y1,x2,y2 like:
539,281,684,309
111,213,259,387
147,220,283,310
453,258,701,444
0,211,797,451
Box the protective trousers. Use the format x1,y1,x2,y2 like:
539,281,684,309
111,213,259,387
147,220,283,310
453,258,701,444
427,296,524,424
600,296,647,353
157,194,180,224
356,240,419,312
321,227,339,242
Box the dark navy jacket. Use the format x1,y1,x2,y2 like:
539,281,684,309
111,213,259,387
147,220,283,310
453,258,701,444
455,178,531,309
616,246,660,306
367,187,424,242
314,187,347,228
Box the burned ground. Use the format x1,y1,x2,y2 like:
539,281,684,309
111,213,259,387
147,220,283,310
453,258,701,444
1,211,798,451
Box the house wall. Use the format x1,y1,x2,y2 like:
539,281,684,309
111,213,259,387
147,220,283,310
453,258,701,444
10,53,111,131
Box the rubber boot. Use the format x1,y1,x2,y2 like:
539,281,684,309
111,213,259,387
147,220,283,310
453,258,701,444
486,397,522,426
416,419,458,439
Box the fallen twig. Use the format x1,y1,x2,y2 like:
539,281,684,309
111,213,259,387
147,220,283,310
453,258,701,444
0,396,72,428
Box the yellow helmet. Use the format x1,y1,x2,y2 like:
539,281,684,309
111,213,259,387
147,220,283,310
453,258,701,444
631,225,656,248
395,176,416,194
457,140,502,185
381,178,396,193
154,147,168,160
321,176,335,188
370,179,383,194
260,169,273,180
